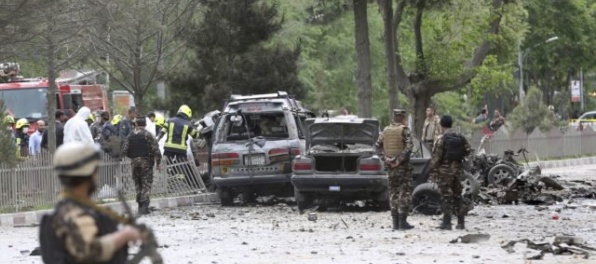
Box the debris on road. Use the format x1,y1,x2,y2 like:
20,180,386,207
449,234,490,244
501,236,596,260
308,213,317,221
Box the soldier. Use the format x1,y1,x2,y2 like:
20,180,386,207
431,115,472,230
422,106,441,147
122,116,161,215
375,109,414,230
39,142,141,263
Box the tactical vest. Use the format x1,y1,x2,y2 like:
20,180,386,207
382,124,405,157
40,199,128,264
164,116,193,154
443,132,465,162
127,132,151,158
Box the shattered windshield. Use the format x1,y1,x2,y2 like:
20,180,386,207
0,88,47,119
220,112,290,141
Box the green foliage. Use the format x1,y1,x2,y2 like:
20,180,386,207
0,101,17,166
508,86,557,134
168,0,305,116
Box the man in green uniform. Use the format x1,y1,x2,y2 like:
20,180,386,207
39,142,141,263
123,116,162,215
431,115,472,230
375,109,414,230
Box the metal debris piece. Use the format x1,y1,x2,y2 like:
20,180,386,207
308,213,317,221
449,234,490,244
502,236,596,260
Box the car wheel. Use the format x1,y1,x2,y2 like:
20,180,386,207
242,190,257,204
412,183,442,215
217,187,234,206
461,171,480,197
294,187,313,211
487,164,516,186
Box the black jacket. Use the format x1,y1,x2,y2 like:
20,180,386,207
41,121,64,149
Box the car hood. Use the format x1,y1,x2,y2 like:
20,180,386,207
305,118,379,148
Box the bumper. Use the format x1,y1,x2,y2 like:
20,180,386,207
291,174,387,193
213,173,292,187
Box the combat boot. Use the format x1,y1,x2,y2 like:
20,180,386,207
438,214,452,230
391,209,399,230
398,213,414,230
139,201,150,215
456,215,465,230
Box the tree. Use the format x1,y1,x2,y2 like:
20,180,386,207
508,86,557,134
168,0,305,115
353,0,373,117
381,0,524,136
85,0,198,113
377,0,401,113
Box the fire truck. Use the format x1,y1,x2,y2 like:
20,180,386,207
0,63,109,133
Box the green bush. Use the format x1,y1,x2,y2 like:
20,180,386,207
0,101,17,166
508,86,559,134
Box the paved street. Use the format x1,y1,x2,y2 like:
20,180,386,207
1,165,596,264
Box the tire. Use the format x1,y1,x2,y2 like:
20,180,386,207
539,177,564,190
487,164,516,186
217,187,234,206
461,172,480,197
294,187,313,211
241,190,257,204
412,183,442,215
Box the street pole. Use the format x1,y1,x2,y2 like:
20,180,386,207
518,43,524,102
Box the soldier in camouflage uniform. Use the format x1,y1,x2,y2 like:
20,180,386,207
375,109,414,230
431,115,472,230
122,116,162,215
39,142,141,263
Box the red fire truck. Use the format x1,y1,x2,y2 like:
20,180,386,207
0,63,109,133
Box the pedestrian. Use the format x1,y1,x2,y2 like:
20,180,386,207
90,111,109,142
63,107,94,145
14,118,30,159
472,105,488,124
488,110,505,131
122,116,161,215
375,109,414,230
39,142,142,263
157,105,199,188
422,106,441,147
41,110,67,150
431,115,472,230
119,106,137,141
29,120,45,155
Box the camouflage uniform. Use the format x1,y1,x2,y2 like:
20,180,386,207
122,128,161,214
431,128,472,229
375,109,414,230
40,194,128,263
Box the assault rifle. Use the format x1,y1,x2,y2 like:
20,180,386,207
117,190,163,264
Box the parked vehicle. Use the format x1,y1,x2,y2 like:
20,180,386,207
210,91,315,205
291,116,387,210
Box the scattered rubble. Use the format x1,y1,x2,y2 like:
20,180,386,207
502,236,596,260
449,234,490,244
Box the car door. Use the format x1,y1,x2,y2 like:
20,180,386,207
410,137,432,187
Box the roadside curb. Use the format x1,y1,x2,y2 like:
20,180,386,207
529,156,596,170
0,193,220,228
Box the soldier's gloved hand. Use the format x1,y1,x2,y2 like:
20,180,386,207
390,160,400,168
384,157,393,164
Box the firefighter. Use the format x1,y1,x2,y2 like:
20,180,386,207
15,118,30,159
153,113,166,135
86,112,96,126
431,115,472,230
39,142,141,263
157,105,199,188
122,116,161,215
375,109,414,230
4,115,15,140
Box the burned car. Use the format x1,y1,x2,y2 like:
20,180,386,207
291,116,387,210
210,91,314,206
291,115,479,213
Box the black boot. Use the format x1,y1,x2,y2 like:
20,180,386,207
139,201,150,215
438,214,452,230
391,209,399,230
456,215,465,230
398,212,414,230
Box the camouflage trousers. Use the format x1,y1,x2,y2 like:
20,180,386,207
436,163,464,216
131,158,154,203
387,165,412,211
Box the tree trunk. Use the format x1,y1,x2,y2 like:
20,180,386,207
379,0,399,114
353,0,373,118
134,92,144,114
410,84,433,138
46,13,57,154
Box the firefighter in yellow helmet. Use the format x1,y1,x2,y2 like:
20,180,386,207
154,114,166,134
157,105,199,188
15,118,30,158
86,112,96,126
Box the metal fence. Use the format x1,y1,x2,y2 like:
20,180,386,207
469,125,596,160
0,151,210,213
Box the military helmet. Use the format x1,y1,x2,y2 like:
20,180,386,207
393,109,407,116
178,105,192,118
15,118,29,129
54,142,101,177
111,114,123,125
3,115,15,124
154,113,166,127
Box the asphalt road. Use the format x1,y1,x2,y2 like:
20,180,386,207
1,165,596,264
